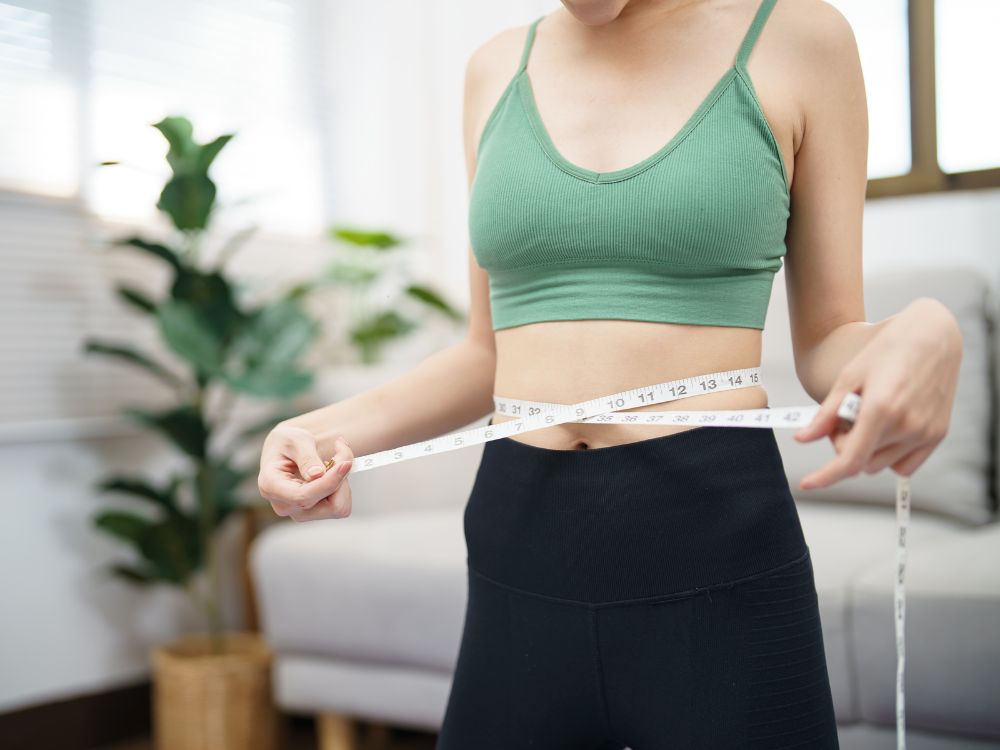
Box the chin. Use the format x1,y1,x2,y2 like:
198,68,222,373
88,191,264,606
560,0,631,26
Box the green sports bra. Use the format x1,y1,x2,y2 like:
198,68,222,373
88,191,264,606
469,0,791,331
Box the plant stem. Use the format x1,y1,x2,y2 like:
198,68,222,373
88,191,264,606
194,383,224,655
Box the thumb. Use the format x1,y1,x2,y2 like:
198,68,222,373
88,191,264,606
795,383,861,443
285,431,327,480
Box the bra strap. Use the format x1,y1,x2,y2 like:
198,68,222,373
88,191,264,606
735,0,778,71
517,15,544,73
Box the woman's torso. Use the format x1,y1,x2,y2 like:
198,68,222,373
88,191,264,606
478,1,798,450
491,320,769,449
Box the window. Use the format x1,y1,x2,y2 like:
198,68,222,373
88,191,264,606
0,0,327,433
825,0,912,180
0,0,325,233
0,0,82,198
935,0,1000,174
806,0,996,197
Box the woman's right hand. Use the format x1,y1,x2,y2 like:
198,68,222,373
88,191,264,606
257,422,355,522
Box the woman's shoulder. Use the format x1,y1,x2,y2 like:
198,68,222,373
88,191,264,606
464,18,535,92
462,19,537,165
769,0,860,71
756,0,865,173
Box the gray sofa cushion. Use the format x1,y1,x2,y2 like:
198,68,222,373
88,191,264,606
250,508,468,674
838,724,1000,750
795,501,966,723
849,521,1000,738
764,267,998,525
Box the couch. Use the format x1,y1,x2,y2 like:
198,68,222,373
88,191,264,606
250,267,1000,750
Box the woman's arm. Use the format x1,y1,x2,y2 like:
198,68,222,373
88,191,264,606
257,31,512,521
781,0,869,399
277,338,497,461
778,2,963,489
791,299,956,406
277,28,510,462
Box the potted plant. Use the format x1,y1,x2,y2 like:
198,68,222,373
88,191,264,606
83,115,462,750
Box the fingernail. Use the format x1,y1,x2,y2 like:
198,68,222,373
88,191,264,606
307,465,323,478
338,461,352,476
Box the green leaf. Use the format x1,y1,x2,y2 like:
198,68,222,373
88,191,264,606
154,299,226,375
122,404,208,459
224,299,318,397
157,173,216,231
94,506,201,585
94,475,185,517
116,285,157,314
282,280,316,300
224,368,313,398
349,311,416,364
329,226,402,250
82,339,186,390
136,514,202,584
169,269,244,344
405,284,464,321
247,301,317,368
153,116,197,174
94,511,152,544
324,261,379,285
196,134,234,172
109,236,184,273
97,513,200,586
108,563,159,585
151,117,233,231
197,458,254,524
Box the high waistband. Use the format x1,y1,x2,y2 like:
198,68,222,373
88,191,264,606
463,424,808,606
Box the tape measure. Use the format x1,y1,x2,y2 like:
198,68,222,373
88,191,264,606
335,365,910,749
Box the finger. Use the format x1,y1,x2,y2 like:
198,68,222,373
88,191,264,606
287,496,334,522
799,394,888,490
290,475,353,523
257,456,342,508
891,442,936,477
259,470,312,509
863,439,915,475
289,478,353,523
261,437,354,512
290,436,355,510
285,430,334,481
794,382,862,443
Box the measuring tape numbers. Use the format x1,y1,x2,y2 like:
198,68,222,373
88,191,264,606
333,365,911,749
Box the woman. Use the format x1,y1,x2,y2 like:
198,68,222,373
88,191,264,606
258,0,963,747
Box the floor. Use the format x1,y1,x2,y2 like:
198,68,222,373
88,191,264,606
95,714,438,750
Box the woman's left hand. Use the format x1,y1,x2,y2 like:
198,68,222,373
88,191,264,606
793,298,964,490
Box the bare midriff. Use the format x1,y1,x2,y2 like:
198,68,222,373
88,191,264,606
490,318,769,450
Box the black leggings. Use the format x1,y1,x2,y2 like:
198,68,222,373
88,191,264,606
436,423,840,750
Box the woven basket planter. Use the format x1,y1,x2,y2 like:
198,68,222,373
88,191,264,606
151,631,280,750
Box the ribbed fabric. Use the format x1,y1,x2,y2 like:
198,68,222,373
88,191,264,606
439,423,840,749
463,423,808,604
468,0,790,331
729,553,842,748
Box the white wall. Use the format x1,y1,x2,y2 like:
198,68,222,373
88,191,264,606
863,187,1000,285
2,0,998,716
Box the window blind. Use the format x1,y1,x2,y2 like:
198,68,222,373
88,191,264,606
0,0,326,437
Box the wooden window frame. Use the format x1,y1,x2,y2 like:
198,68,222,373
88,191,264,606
867,0,1000,199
